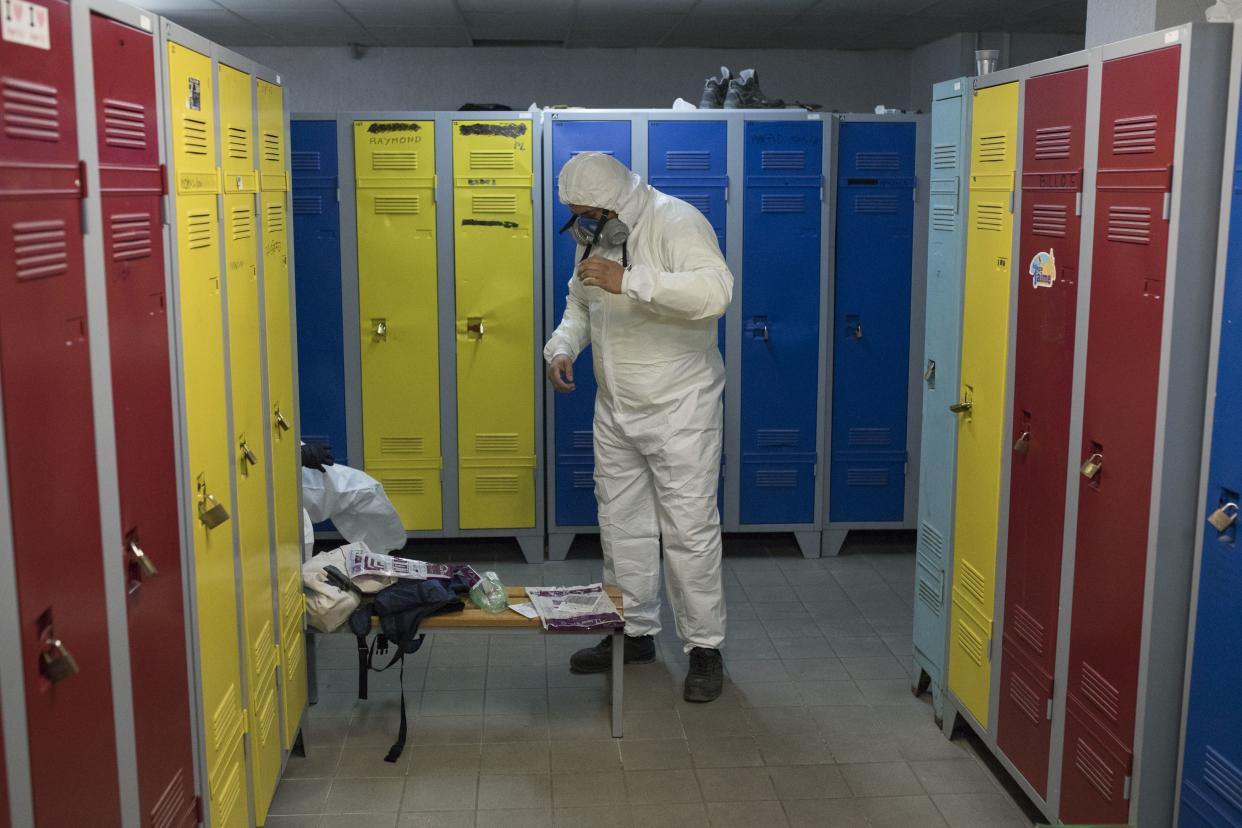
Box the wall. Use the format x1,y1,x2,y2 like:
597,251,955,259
1085,0,1211,46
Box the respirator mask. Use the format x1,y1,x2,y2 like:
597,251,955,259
560,210,630,267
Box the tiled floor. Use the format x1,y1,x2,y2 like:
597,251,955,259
269,532,1040,828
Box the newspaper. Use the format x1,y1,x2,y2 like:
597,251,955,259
347,548,452,581
525,583,624,632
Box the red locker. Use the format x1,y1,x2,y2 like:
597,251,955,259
1060,46,1181,824
91,12,198,828
0,0,122,824
996,65,1088,798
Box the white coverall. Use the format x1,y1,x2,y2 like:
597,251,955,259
543,152,731,652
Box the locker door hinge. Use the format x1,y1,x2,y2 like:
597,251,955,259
1075,192,1082,216
1162,192,1171,221
1045,698,1053,721
161,196,169,226
1123,774,1132,801
724,178,729,202
433,174,439,202
912,175,918,203
986,639,993,661
1008,191,1014,214
819,186,825,202
336,187,341,204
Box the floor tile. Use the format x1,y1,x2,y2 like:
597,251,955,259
625,769,703,804
484,688,548,716
420,689,484,717
474,809,553,828
696,766,777,802
321,815,398,828
783,797,868,828
281,745,342,779
263,817,321,828
550,739,623,773
825,635,893,658
766,764,851,800
269,779,330,815
724,658,791,684
396,813,474,828
401,771,478,812
732,680,806,708
771,637,837,661
486,665,549,690
631,802,709,828
798,680,868,707
477,773,554,810
551,771,627,807
931,792,1033,827
688,736,763,768
407,744,482,773
324,777,405,813
782,658,851,682
705,800,789,827
744,706,816,736
622,708,683,740
755,732,834,766
909,759,997,795
409,715,483,746
840,655,908,681
481,741,551,774
839,762,924,798
335,745,409,778
620,739,693,771
485,712,551,742
677,704,750,739
553,806,631,828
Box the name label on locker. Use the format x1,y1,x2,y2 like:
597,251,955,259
2,0,50,50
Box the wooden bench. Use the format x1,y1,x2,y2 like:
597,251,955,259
308,586,627,737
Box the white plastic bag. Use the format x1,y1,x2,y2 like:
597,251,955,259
303,508,314,558
301,546,362,633
302,463,406,553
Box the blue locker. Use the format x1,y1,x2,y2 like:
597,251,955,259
291,119,347,464
829,120,916,523
912,82,970,715
551,119,631,528
1178,78,1242,828
740,120,823,525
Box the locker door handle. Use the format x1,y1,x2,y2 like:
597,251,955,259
745,318,769,341
1208,502,1238,533
949,400,972,414
372,318,387,341
1080,453,1103,480
274,408,291,432
847,319,863,340
39,636,79,684
924,359,936,385
127,533,158,583
1013,431,1030,455
467,317,485,340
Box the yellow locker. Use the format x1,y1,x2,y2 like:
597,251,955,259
166,42,247,828
219,63,281,822
947,81,1020,727
355,120,442,530
452,120,536,529
257,78,307,752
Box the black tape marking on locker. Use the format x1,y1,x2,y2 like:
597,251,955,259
457,122,527,138
462,218,520,229
367,122,422,133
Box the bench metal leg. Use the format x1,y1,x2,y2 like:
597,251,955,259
610,628,623,738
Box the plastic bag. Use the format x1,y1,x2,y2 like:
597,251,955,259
301,547,361,633
469,571,508,614
302,463,406,553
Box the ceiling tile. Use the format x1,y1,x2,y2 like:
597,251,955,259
693,0,817,12
233,7,358,26
213,0,340,8
156,8,245,29
575,1,693,25
804,0,934,13
1006,0,1087,31
368,24,473,45
769,13,889,48
457,0,573,12
462,11,571,40
344,0,463,26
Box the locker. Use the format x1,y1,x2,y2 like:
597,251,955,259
1060,46,1181,825
291,120,346,464
355,120,442,530
1180,40,1242,827
947,80,1019,727
453,119,537,528
219,62,281,821
258,79,307,753
913,80,971,719
91,12,196,827
995,66,1088,799
166,39,248,828
549,119,632,528
740,120,822,525
830,121,916,523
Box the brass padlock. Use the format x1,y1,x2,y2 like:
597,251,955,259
1208,502,1238,533
1080,453,1103,480
1014,431,1031,455
274,407,291,432
199,493,230,529
924,359,936,385
129,537,158,578
950,400,972,414
40,639,79,684
240,439,258,467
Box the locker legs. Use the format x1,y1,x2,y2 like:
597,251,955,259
292,729,306,759
795,531,821,559
305,629,319,706
821,528,849,557
548,533,575,562
517,536,544,565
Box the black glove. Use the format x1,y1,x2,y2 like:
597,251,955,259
301,443,335,472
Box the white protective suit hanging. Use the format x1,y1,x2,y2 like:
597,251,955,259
302,463,407,554
544,152,732,651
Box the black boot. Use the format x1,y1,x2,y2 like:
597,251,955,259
684,647,724,703
569,634,656,674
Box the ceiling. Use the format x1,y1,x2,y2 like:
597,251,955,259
145,0,1086,50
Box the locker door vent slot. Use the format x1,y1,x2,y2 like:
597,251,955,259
372,151,418,171
182,116,208,156
1080,661,1121,723
110,212,153,262
187,211,213,249
150,767,192,828
291,151,320,172
917,521,944,566
976,202,1005,231
380,436,424,455
666,150,710,171
211,687,245,753
1010,603,1046,656
761,150,805,171
1204,746,1242,813
375,195,421,214
681,194,711,213
954,619,986,666
932,144,958,170
572,430,593,450
230,207,253,241
263,131,281,163
572,470,594,490
1009,670,1043,725
293,195,323,215
846,468,889,487
475,433,519,453
1034,125,1072,160
14,219,68,280
855,193,898,214
1107,205,1152,245
959,560,987,606
978,133,1007,163
757,428,800,448
916,572,943,614
1112,115,1158,156
855,151,899,171
1033,204,1068,238
847,427,891,447
226,126,249,160
761,194,805,213
103,98,147,150
265,203,285,234
476,475,519,494
932,205,957,232
472,194,517,214
212,760,244,827
756,469,799,488
1074,737,1116,801
255,620,277,674
2,76,60,142
383,477,426,495
254,682,277,745
470,150,515,170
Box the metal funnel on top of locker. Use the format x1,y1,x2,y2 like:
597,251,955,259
911,79,973,725
541,109,829,562
1178,22,1242,828
821,112,929,559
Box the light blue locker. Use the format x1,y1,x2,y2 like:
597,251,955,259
912,80,971,718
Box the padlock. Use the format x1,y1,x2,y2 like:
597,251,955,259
40,639,79,684
372,318,387,341
950,400,972,414
1080,453,1103,480
240,439,258,467
851,322,864,340
199,493,230,529
1208,502,1238,533
130,538,158,578
467,317,485,340
1014,431,1031,455
924,359,936,384
274,407,291,432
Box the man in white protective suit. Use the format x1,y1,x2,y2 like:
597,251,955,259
544,151,731,703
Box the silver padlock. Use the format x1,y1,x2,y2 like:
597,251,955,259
1208,502,1238,533
924,359,936,385
1080,453,1103,480
40,638,79,684
129,537,158,578
240,439,258,467
1013,431,1031,455
199,493,229,529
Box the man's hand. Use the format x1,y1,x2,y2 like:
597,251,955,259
548,353,576,393
577,256,624,294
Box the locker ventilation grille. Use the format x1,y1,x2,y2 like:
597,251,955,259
1034,125,1071,160
572,430,593,450
212,689,245,754
978,133,1007,163
476,475,519,494
266,203,286,234
848,427,891,447
230,207,253,241
226,126,249,160
932,205,956,232
293,195,323,215
150,768,192,828
666,151,710,171
855,193,898,214
681,194,711,213
1107,205,1151,245
1032,204,1068,238
761,150,804,170
856,151,899,171
916,571,942,614
373,151,418,171
213,760,244,827
255,682,277,746
917,521,944,566
761,194,805,213
954,619,986,666
1074,737,1115,801
2,76,60,142
758,429,799,448
375,195,421,214
471,150,515,170
1112,115,1158,155
110,212,153,262
187,211,213,249
976,203,1004,232
1080,661,1121,723
383,477,425,495
14,219,68,280
756,469,798,488
1204,746,1242,813
291,151,320,172
183,116,209,155
1008,670,1043,725
263,132,281,163
846,468,889,487
932,144,958,170
285,624,306,669
1010,603,1045,656
572,470,594,489
381,436,424,455
103,98,147,150
476,433,519,452
960,560,986,607
473,194,517,213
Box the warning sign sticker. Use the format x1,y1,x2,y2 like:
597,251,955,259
2,0,51,50
188,78,201,112
1029,248,1056,289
